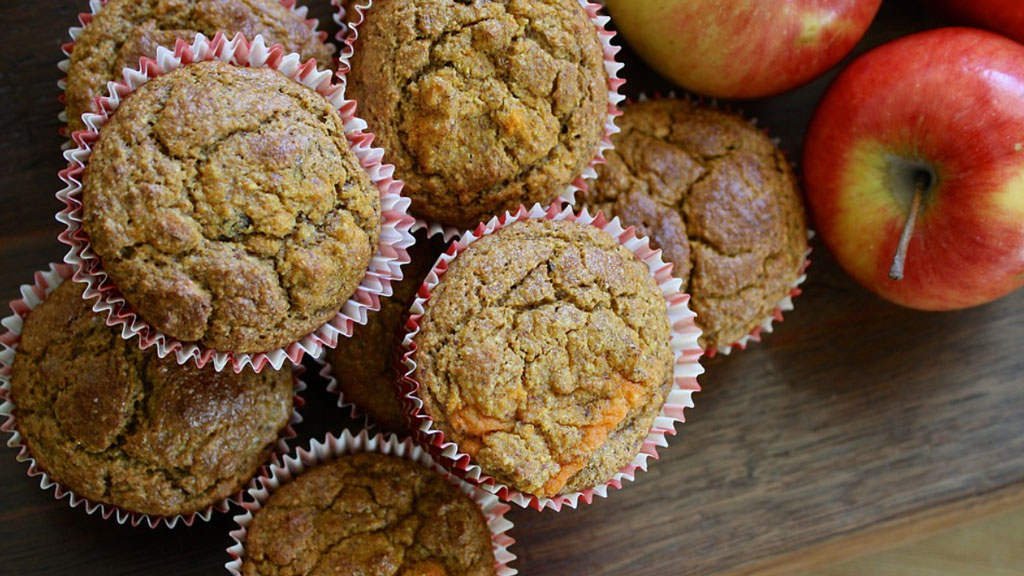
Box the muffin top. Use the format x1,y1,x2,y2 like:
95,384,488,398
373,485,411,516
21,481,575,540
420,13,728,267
327,232,447,432
581,99,808,351
412,218,673,498
8,280,294,517
242,452,495,576
66,0,334,133
348,0,608,229
82,60,381,353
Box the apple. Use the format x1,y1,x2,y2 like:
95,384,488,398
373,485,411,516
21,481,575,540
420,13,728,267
803,27,1024,311
927,0,1024,45
605,0,882,99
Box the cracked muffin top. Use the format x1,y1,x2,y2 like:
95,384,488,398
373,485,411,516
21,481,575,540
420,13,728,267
66,0,334,133
347,0,609,230
82,60,381,353
9,280,294,517
241,452,495,576
580,99,808,351
412,218,673,498
327,231,447,432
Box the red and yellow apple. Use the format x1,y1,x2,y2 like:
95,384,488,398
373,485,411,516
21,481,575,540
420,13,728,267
927,0,1024,45
605,0,882,99
803,27,1024,310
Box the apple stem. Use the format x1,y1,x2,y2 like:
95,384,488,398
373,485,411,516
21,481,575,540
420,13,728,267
888,173,928,281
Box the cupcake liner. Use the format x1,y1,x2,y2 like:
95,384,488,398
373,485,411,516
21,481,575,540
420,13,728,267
317,351,375,428
336,0,626,242
57,0,332,140
56,32,416,374
398,203,704,511
623,92,813,358
226,429,517,575
0,264,307,529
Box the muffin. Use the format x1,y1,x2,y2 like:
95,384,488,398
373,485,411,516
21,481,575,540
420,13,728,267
8,280,295,518
347,0,609,229
241,452,496,575
411,218,674,498
65,0,334,133
81,60,382,354
326,231,447,431
580,99,808,351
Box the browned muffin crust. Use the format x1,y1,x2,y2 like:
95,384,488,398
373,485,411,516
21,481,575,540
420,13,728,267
9,281,294,517
413,219,673,498
66,0,334,132
327,232,447,432
581,99,808,351
242,452,496,576
348,0,608,229
82,61,381,353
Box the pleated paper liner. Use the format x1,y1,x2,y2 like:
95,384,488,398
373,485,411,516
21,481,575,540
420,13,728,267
57,0,333,142
226,430,517,576
317,351,376,429
335,0,626,242
398,203,705,511
56,32,416,373
0,264,307,529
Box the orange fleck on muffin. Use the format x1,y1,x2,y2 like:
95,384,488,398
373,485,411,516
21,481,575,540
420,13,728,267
411,218,673,498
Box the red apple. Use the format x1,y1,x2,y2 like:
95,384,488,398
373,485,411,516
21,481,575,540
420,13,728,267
605,0,882,99
803,27,1024,310
927,0,1024,45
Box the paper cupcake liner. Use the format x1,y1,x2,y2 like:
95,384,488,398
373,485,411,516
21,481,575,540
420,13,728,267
336,0,625,242
398,203,704,511
57,0,332,141
56,32,416,374
0,264,307,529
622,93,813,357
317,351,375,428
226,429,517,575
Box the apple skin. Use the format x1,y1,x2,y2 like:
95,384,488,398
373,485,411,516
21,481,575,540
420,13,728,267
803,27,1024,311
927,0,1024,45
605,0,882,99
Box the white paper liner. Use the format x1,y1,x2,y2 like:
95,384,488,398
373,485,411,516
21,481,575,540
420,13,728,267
226,429,517,575
317,350,376,428
57,0,333,140
56,32,416,373
398,203,704,511
0,264,307,529
335,0,625,242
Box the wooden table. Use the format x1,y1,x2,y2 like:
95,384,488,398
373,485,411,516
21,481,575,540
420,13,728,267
2,1,1022,574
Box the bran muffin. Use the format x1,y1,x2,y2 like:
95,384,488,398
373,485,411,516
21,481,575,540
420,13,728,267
8,280,294,518
326,232,447,432
347,0,609,229
241,452,495,576
65,0,334,133
81,60,381,354
411,218,673,498
580,99,808,351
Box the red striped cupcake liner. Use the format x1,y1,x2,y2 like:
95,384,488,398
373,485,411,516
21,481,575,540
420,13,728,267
226,429,517,575
56,32,416,373
57,0,333,140
0,264,307,528
398,203,704,511
335,0,626,242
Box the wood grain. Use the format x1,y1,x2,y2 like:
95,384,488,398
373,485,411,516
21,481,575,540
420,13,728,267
1,1,1022,575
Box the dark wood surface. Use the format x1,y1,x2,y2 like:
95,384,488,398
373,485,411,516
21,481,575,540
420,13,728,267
2,1,1022,575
